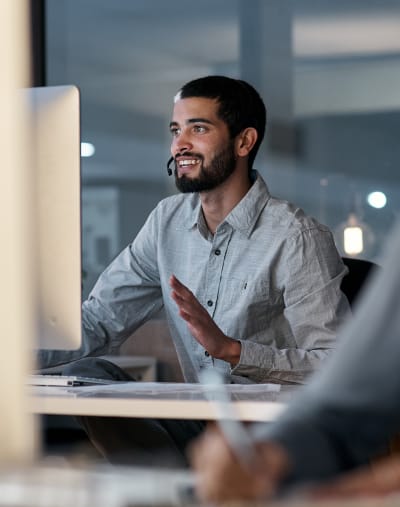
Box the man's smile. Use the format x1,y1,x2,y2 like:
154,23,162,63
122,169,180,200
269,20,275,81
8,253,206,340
177,157,201,175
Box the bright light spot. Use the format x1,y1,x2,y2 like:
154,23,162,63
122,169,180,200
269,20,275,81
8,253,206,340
81,142,95,157
344,226,363,255
367,191,386,209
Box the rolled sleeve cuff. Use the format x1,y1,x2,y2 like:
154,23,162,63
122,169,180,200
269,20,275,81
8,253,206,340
230,339,274,382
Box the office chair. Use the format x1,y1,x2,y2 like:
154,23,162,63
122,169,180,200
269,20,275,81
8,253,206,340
341,257,378,308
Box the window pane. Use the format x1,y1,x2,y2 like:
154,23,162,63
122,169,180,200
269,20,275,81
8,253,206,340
45,0,400,296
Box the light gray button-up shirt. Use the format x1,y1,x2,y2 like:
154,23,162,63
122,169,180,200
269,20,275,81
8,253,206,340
39,171,350,384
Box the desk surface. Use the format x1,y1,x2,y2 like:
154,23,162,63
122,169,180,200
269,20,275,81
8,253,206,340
29,382,295,421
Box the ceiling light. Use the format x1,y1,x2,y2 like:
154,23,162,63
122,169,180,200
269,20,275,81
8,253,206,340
81,142,95,157
367,191,387,209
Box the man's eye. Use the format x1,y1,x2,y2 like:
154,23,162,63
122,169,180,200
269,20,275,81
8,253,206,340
170,127,180,136
194,125,206,133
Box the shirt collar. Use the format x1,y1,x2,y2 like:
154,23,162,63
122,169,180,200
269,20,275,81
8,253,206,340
225,170,270,237
184,170,271,238
184,193,202,231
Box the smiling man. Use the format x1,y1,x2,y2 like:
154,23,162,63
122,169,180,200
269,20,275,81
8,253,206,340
171,98,240,195
39,75,350,466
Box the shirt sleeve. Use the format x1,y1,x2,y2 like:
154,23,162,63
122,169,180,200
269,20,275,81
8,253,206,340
252,220,400,486
231,227,351,384
37,208,163,369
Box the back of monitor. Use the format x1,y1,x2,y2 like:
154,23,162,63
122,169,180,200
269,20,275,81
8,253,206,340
25,85,82,350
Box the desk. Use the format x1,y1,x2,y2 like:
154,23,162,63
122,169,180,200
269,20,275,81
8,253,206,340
29,382,294,422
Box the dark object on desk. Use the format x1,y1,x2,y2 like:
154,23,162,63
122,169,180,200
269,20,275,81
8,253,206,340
341,257,378,308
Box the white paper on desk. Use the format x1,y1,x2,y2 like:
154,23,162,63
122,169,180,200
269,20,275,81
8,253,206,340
31,381,295,402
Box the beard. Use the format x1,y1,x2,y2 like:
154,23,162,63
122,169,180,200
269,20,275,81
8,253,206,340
174,141,237,193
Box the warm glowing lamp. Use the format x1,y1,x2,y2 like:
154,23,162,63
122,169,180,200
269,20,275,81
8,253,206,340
343,214,364,255
335,212,374,258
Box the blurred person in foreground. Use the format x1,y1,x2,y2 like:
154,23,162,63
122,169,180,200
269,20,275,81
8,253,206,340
190,219,400,502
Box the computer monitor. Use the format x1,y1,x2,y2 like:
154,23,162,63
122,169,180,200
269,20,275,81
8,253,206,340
24,85,82,350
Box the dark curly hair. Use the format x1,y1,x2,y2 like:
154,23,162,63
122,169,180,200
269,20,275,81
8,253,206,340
176,75,267,170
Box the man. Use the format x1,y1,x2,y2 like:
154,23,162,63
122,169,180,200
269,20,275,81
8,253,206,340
190,220,400,502
38,75,349,465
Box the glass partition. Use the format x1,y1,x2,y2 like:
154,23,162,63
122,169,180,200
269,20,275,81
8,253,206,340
45,0,400,297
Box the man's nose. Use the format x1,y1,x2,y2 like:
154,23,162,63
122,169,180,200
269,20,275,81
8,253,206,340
173,133,192,155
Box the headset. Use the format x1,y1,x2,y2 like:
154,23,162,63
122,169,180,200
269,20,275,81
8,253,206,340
166,156,174,176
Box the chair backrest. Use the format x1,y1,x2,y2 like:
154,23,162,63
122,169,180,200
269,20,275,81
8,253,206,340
340,257,378,308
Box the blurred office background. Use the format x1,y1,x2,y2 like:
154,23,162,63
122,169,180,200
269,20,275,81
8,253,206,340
40,0,400,298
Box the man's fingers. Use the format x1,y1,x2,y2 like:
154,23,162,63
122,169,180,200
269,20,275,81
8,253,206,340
170,283,207,322
172,291,201,318
169,274,192,298
170,289,184,305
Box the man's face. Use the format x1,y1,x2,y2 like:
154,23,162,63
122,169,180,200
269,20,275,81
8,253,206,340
169,97,237,193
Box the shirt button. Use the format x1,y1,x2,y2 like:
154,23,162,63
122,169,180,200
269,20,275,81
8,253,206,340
215,249,221,256
207,300,213,307
205,351,210,357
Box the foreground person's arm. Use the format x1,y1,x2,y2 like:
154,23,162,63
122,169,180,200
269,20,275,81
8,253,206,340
310,455,400,499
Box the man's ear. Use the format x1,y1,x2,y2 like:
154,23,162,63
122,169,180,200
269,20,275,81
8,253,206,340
236,128,258,157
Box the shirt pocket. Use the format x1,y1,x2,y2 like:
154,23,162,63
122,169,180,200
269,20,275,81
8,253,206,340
218,276,281,312
217,276,284,340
